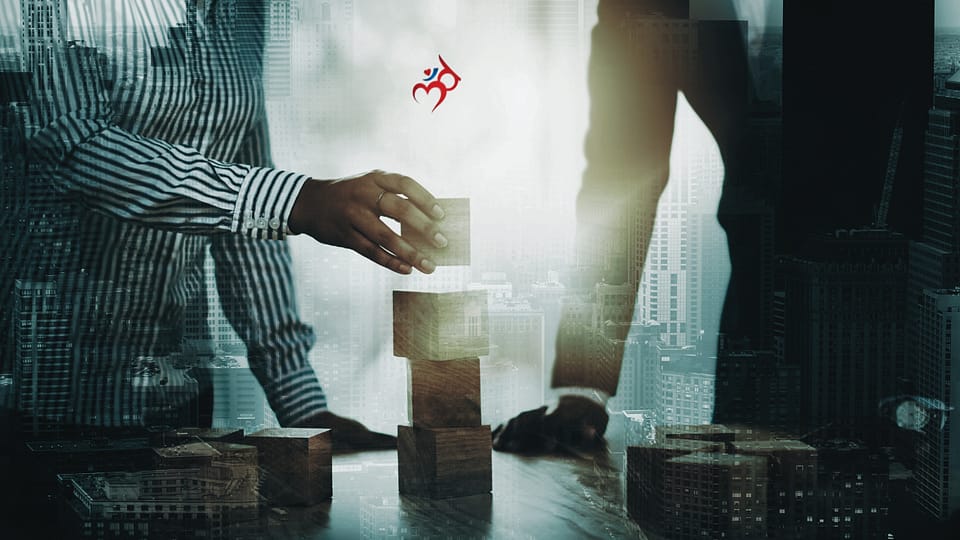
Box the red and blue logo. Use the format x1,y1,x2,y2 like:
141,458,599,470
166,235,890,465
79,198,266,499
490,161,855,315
413,55,461,112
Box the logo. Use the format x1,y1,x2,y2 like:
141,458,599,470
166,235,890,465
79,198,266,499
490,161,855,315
412,55,461,112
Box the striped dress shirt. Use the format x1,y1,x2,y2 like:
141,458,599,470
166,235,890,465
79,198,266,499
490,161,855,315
0,0,327,429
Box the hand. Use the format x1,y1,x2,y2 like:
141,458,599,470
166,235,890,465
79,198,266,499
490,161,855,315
492,395,609,455
288,170,447,274
291,410,397,452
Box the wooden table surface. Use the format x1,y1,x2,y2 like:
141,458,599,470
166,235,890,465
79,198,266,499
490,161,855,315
262,447,645,539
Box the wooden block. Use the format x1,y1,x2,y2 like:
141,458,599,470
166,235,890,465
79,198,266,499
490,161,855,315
408,357,482,428
398,425,492,498
393,290,489,360
245,428,332,506
401,197,470,266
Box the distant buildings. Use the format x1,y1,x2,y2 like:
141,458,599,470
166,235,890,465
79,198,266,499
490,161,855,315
657,347,713,426
627,425,817,540
485,297,544,420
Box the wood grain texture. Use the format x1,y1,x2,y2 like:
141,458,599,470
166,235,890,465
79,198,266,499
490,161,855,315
393,290,489,360
250,420,643,539
246,428,332,506
398,425,492,498
401,197,470,266
408,357,482,428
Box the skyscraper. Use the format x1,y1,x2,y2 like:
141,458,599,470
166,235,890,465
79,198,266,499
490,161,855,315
909,81,960,378
13,279,72,436
914,288,960,520
20,0,69,127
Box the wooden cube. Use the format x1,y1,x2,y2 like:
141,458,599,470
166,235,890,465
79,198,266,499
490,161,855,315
398,425,492,498
393,290,489,360
401,197,470,266
245,428,332,506
408,357,481,428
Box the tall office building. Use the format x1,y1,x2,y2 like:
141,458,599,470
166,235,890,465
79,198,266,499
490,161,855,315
20,0,66,74
918,83,960,254
782,230,908,433
19,0,69,127
914,288,960,520
909,81,960,392
13,279,72,436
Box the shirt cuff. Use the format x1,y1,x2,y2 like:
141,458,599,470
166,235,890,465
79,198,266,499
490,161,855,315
259,363,329,427
224,164,310,240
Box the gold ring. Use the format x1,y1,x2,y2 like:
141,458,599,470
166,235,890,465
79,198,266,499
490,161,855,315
375,190,387,215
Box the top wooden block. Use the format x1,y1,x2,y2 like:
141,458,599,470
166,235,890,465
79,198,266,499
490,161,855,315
394,290,489,360
401,197,470,266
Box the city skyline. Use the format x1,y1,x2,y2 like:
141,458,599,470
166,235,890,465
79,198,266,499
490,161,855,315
1,1,958,538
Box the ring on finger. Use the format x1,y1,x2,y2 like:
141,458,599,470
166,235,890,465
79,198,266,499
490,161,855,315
374,190,387,216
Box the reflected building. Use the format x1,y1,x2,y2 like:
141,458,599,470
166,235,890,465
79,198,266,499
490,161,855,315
57,441,259,540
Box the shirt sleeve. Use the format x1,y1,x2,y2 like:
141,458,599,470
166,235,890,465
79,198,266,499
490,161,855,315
16,22,306,240
210,233,328,426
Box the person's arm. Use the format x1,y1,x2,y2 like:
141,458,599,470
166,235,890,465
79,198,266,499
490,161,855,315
493,0,677,453
23,38,305,240
210,234,398,449
209,234,325,426
10,10,445,275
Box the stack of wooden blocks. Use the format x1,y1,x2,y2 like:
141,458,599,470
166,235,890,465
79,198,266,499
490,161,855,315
394,198,493,498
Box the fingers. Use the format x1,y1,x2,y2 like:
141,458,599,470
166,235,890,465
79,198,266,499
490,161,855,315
377,192,447,249
347,229,413,275
373,173,445,220
353,212,437,273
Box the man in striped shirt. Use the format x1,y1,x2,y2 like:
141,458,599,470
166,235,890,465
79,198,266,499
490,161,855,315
0,0,446,445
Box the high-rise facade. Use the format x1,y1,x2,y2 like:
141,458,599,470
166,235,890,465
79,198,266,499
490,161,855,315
914,288,960,520
782,230,908,433
13,279,72,436
909,83,960,389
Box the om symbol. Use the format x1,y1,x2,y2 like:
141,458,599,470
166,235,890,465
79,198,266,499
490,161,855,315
412,55,462,112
